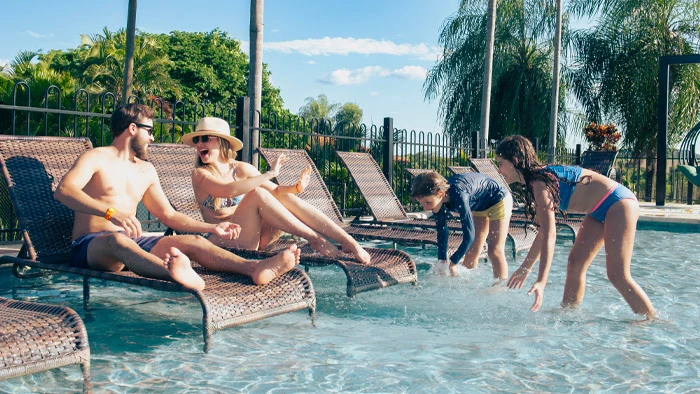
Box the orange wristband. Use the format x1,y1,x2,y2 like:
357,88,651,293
295,182,302,193
104,207,116,220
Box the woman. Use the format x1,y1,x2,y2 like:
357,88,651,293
182,117,371,264
496,135,655,318
410,171,513,279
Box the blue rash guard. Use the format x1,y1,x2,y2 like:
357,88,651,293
435,173,509,264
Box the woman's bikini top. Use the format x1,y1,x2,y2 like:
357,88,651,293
541,165,584,211
198,163,243,211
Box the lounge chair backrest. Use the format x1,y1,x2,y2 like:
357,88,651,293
468,158,510,190
258,148,345,223
147,143,204,222
447,166,474,175
335,151,408,221
405,168,434,178
580,150,618,177
0,136,92,262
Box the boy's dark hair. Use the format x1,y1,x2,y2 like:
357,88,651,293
410,171,449,199
110,104,155,138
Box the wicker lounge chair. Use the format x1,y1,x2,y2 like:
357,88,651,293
447,166,475,175
335,151,536,260
257,148,482,262
468,158,583,240
404,168,436,178
147,143,417,297
0,297,91,391
580,150,619,177
0,135,316,353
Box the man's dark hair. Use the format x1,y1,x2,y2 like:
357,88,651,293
110,104,155,138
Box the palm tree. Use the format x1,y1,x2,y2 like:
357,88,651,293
424,0,569,150
566,0,700,198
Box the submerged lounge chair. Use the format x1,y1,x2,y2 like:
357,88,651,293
257,148,484,261
335,151,535,261
468,158,583,240
147,143,417,297
0,297,91,391
0,135,316,353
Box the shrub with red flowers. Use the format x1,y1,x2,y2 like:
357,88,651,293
584,122,621,151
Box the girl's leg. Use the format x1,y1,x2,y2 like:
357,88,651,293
461,216,489,270
602,200,656,317
275,192,371,264
258,220,283,250
562,215,605,306
486,216,510,279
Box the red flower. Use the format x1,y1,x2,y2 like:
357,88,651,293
584,122,620,151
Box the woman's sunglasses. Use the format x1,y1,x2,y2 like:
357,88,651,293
192,135,215,144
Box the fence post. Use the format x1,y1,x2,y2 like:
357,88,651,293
687,143,695,205
532,137,540,154
383,117,394,187
236,96,252,165
575,144,582,165
471,131,478,158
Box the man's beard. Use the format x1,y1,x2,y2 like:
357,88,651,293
130,137,148,160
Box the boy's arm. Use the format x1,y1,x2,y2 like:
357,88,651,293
449,190,475,264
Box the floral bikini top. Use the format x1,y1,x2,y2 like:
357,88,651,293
198,163,243,210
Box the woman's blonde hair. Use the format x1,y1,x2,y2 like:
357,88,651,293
195,137,238,210
410,171,449,199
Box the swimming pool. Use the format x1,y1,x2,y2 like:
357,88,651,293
1,228,698,392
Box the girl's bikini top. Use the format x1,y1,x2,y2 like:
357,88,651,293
541,165,583,211
198,163,243,210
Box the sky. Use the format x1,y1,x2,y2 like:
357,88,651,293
1,0,461,135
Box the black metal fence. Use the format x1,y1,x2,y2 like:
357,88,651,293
1,85,697,241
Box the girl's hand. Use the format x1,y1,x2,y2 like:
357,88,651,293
295,166,311,194
268,154,288,178
527,281,546,312
507,266,530,289
214,222,241,240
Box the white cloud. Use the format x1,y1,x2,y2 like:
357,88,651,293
318,65,427,86
25,30,55,39
266,37,439,60
307,60,316,65
0,58,9,69
370,91,379,96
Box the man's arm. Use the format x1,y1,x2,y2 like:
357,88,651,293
54,149,111,217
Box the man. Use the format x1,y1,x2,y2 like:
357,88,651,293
54,104,300,291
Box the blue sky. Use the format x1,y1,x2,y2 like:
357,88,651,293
1,0,461,135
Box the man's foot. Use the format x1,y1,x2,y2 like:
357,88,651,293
342,241,371,264
164,247,205,291
252,244,300,285
309,237,342,258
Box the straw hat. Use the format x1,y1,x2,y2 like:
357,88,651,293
181,117,243,151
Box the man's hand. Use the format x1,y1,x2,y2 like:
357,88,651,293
214,222,241,240
109,211,142,238
527,281,546,312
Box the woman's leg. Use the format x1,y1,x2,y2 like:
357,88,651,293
211,188,341,257
561,215,605,306
275,192,371,264
602,200,656,317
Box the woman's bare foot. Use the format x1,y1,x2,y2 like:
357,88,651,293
342,241,371,264
309,237,342,258
164,247,205,291
252,244,301,285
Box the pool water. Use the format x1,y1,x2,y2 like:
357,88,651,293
1,229,698,392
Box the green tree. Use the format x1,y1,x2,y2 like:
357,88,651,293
567,0,700,199
424,0,569,149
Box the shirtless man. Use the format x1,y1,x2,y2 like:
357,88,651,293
54,104,300,291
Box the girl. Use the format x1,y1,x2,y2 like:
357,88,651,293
496,135,655,317
183,117,371,264
410,171,513,279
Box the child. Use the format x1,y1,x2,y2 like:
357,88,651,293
411,171,513,279
496,135,655,318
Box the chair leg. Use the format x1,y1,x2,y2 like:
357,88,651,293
81,359,92,394
82,277,91,309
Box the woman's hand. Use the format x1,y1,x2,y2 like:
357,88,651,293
295,166,311,194
268,154,288,178
507,266,530,289
213,222,241,240
527,281,546,312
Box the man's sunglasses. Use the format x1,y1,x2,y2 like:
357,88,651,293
192,135,215,144
134,123,154,136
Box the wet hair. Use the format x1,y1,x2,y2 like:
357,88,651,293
110,104,155,138
495,135,560,222
410,171,450,199
195,137,238,210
